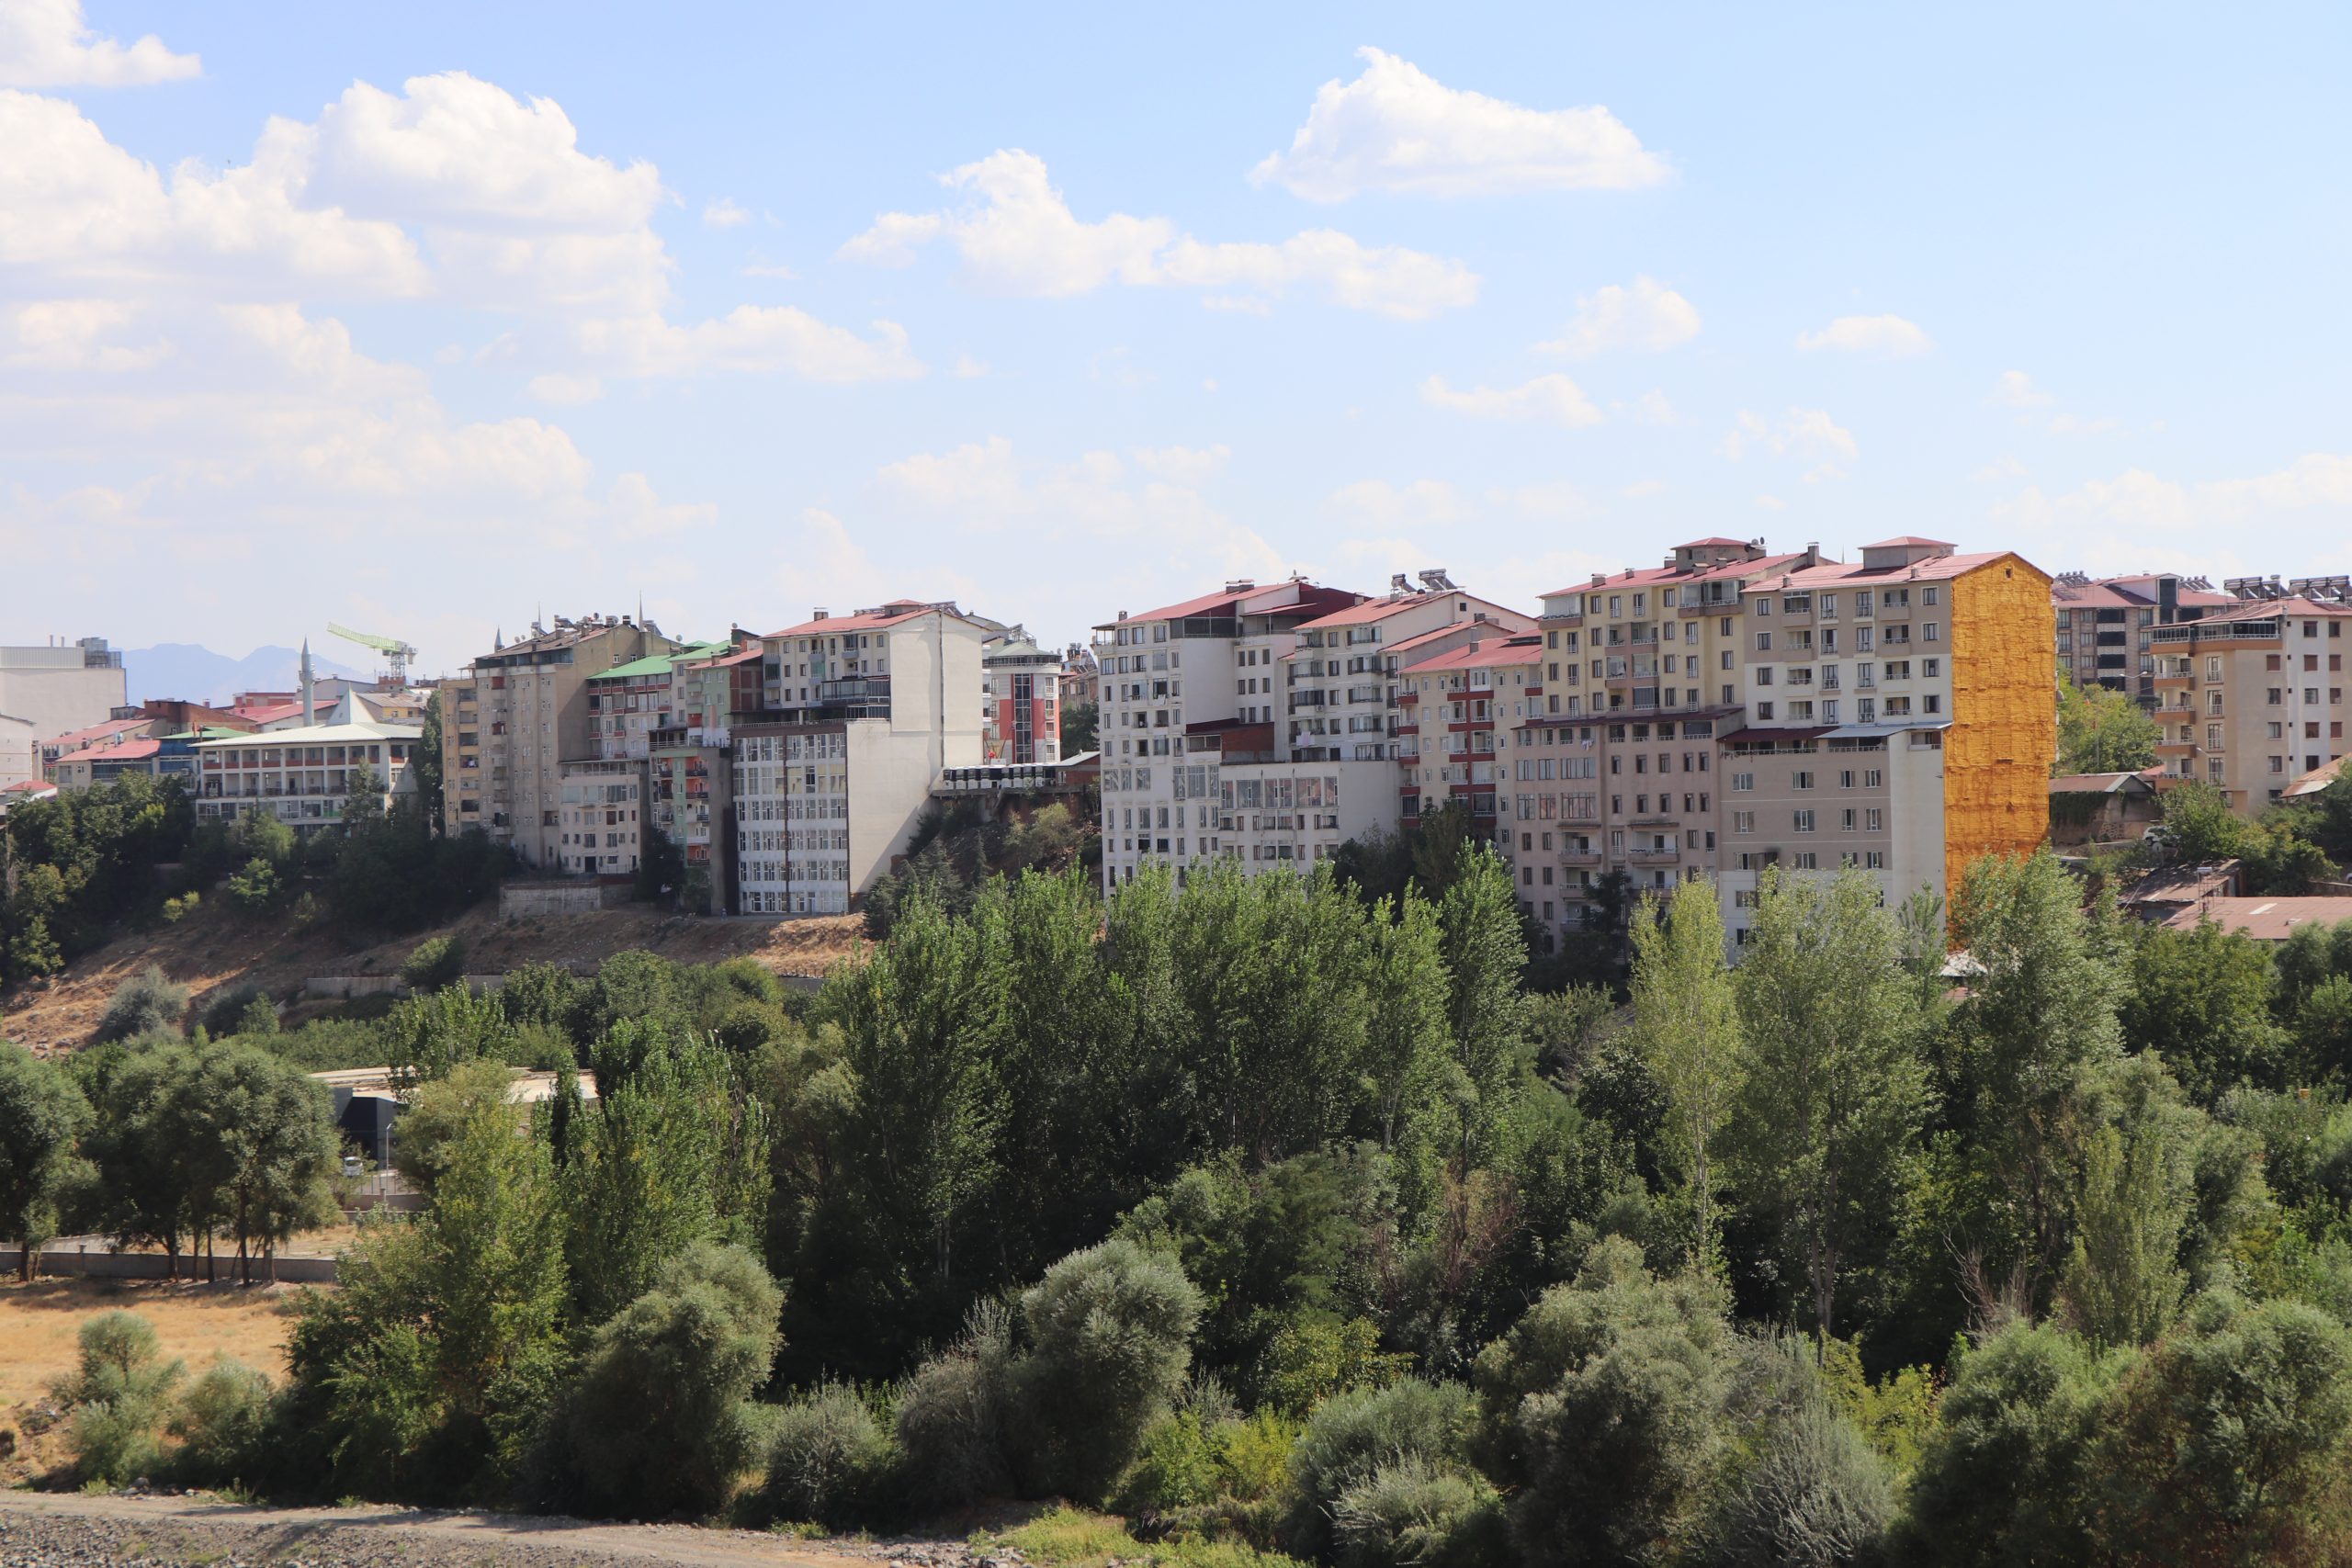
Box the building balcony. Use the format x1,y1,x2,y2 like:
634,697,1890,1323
2154,739,2199,757
1558,846,1603,867
1628,845,1682,864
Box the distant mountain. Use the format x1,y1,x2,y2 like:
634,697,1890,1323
123,643,369,706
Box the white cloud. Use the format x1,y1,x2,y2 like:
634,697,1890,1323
1628,389,1678,424
1721,407,1857,466
842,148,1478,318
1536,276,1700,356
1620,479,1667,499
2047,412,2122,436
1421,373,1600,428
1795,313,1932,356
1325,479,1472,528
0,0,198,87
2,299,170,370
741,261,799,279
1992,369,2053,407
527,372,605,404
1132,444,1231,484
952,354,988,379
1998,454,2352,539
1251,47,1669,200
576,309,923,382
703,197,750,228
1973,455,2027,482
1755,496,1787,512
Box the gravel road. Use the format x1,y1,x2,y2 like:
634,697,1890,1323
0,1489,861,1567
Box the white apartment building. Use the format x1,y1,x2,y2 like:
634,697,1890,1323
739,601,988,912
1094,573,1532,885
557,759,644,876
0,637,126,790
192,719,422,833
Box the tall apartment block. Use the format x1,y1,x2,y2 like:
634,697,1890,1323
0,637,127,790
1094,573,1529,887
980,628,1064,765
2050,571,2233,705
2150,592,2352,813
734,601,987,916
439,615,679,865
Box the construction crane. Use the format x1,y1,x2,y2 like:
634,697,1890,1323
327,622,418,686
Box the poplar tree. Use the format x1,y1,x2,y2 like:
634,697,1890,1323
1734,865,1926,1351
1630,879,1743,1263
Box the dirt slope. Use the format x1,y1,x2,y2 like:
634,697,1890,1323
2,902,865,1056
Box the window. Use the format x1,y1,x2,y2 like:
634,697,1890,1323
1732,772,1754,791
1756,631,1773,651
1793,809,1815,831
1792,771,1815,790
1733,810,1755,833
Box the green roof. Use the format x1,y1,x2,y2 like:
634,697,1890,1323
589,642,728,682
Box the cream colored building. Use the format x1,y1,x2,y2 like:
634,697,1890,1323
0,637,127,790
193,719,422,834
2150,596,2352,813
440,615,679,864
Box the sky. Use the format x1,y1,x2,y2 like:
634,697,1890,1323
4,1,2350,677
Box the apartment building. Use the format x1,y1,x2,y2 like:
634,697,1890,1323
191,719,423,833
1713,537,2054,942
439,615,679,864
0,637,126,790
733,602,988,914
981,629,1064,765
2051,571,2233,705
1488,539,1817,949
646,642,764,911
2150,595,2352,812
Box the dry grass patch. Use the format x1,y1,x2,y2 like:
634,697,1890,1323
0,1277,308,1414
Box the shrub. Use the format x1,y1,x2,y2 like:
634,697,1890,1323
1330,1458,1507,1568
401,934,467,993
1119,1411,1227,1515
56,1311,184,1486
1008,1237,1204,1503
1470,1237,1733,1568
225,856,281,912
893,1301,1015,1509
161,892,199,924
201,984,271,1039
761,1384,894,1528
170,1359,276,1485
1709,1346,1893,1568
563,1242,784,1518
96,965,187,1043
1284,1379,1477,1561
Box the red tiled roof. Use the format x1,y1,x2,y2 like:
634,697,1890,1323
1100,581,1362,630
1,779,57,795
2165,897,2352,941
2202,596,2352,622
2049,771,2158,794
1400,637,1544,674
44,716,145,750
1385,623,1486,655
2052,574,2236,611
1677,536,1750,549
52,739,163,766
1541,563,1687,597
1748,550,2030,591
236,701,306,724
767,605,940,638
1864,536,1956,549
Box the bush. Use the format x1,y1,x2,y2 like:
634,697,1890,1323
225,856,280,912
201,984,273,1039
401,934,467,993
96,965,187,1043
161,892,199,924
893,1302,1015,1510
1330,1458,1506,1568
761,1384,894,1528
170,1359,276,1485
1709,1345,1893,1568
1470,1237,1733,1568
1008,1238,1203,1503
56,1311,184,1486
1284,1379,1477,1561
563,1242,784,1517
1119,1411,1227,1515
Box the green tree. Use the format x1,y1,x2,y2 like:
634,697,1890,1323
413,692,446,834
95,963,187,1043
563,1241,784,1517
0,1044,90,1279
76,1042,206,1273
2056,674,2161,775
1946,850,2127,1300
1472,1235,1733,1568
2097,1290,2352,1565
2159,779,2250,863
1895,1323,2127,1566
290,1091,571,1499
1732,864,1926,1349
1059,698,1098,755
393,1057,525,1195
178,1043,341,1281
1630,878,1743,1262
1439,844,1530,1166
2121,919,2281,1100
400,933,467,992
1362,895,1452,1152
2058,1123,2186,1348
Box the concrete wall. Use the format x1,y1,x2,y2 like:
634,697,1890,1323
499,880,633,917
0,1247,339,1283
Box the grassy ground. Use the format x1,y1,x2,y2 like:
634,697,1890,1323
979,1507,1306,1568
0,1275,311,1485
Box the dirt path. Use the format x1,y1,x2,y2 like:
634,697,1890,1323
0,1488,866,1567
